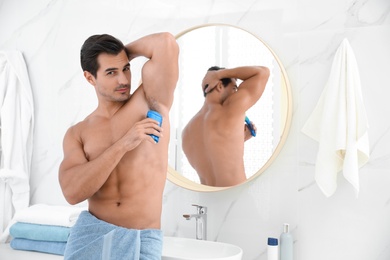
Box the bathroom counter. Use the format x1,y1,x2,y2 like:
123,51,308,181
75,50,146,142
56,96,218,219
0,243,63,260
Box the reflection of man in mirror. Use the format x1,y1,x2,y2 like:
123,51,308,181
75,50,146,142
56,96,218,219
182,66,269,187
59,33,179,259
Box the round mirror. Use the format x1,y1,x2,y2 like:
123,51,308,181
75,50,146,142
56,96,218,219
167,24,292,191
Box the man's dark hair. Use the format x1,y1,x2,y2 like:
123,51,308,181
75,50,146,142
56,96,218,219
80,34,129,78
204,66,232,97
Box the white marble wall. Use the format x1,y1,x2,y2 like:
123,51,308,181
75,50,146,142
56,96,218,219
1,0,389,259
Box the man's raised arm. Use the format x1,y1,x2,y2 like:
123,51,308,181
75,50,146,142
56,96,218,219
203,66,269,112
125,33,179,111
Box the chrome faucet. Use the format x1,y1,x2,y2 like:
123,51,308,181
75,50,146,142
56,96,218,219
183,204,207,240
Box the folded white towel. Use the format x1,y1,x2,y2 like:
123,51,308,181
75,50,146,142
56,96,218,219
13,204,86,227
302,38,369,197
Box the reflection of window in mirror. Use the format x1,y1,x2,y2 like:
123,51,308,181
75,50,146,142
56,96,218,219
169,26,281,184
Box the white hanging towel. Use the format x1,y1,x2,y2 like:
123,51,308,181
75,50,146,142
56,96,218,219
301,39,369,197
0,51,34,242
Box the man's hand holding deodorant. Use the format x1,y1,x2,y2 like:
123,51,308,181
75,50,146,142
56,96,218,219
147,110,163,143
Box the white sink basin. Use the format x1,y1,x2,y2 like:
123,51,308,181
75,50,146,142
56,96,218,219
162,236,243,260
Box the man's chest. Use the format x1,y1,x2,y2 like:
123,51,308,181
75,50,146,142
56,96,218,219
80,114,138,161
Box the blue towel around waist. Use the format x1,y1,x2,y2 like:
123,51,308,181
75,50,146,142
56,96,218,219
64,211,163,260
10,222,70,242
10,238,67,255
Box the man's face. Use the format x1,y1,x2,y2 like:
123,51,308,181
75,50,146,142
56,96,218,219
93,50,131,102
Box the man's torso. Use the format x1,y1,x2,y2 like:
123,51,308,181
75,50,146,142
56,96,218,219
182,105,246,186
75,89,169,229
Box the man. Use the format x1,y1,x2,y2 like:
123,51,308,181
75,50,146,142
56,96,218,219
59,32,178,259
181,66,269,187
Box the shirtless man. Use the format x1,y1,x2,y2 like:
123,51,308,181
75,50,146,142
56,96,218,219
182,66,269,187
59,32,178,259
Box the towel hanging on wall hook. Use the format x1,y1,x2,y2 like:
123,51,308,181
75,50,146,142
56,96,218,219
301,38,369,198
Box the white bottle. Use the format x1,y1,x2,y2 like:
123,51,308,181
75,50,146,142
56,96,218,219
267,237,279,260
280,223,293,260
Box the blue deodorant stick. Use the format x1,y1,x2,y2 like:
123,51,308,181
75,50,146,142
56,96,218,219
245,116,256,137
147,110,163,143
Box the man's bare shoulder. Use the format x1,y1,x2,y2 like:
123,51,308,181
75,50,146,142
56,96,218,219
64,113,97,139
